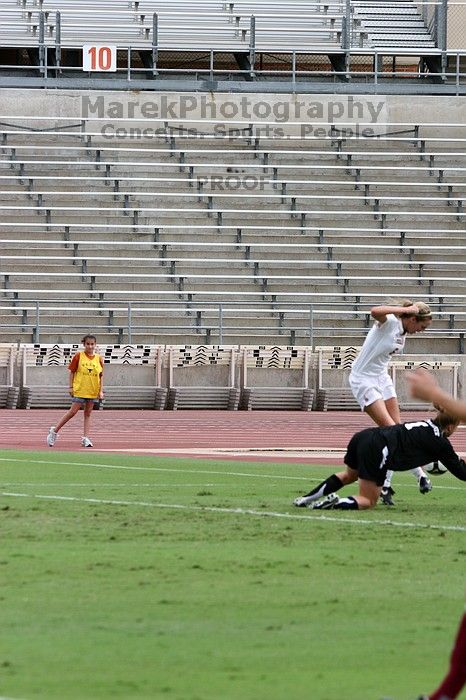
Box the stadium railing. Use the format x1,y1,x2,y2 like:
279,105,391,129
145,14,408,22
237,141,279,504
2,298,466,349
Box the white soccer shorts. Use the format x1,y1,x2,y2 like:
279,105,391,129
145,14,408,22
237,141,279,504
349,372,397,410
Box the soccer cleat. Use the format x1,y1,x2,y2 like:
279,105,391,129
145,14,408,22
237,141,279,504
419,475,432,494
309,493,339,510
293,495,313,507
380,486,395,506
81,436,93,448
47,426,57,447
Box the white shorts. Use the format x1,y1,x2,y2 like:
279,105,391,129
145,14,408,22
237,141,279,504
349,372,397,411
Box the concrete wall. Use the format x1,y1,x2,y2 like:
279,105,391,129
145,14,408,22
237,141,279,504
0,89,465,137
18,352,466,401
23,364,158,387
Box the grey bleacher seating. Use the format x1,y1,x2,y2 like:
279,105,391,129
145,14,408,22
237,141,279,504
19,343,167,409
0,343,20,408
389,358,461,410
314,347,461,410
166,345,240,410
315,346,360,411
0,0,435,55
240,346,314,410
315,387,359,411
1,0,345,51
0,117,465,348
3,342,463,412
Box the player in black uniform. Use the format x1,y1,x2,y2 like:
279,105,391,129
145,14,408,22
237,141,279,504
293,411,466,510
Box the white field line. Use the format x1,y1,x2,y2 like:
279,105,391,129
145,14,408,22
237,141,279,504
93,447,348,458
0,482,219,488
0,456,464,490
2,491,466,533
0,456,315,481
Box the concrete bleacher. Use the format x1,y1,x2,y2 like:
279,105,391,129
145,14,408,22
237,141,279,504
0,117,465,348
3,342,461,411
19,343,167,409
0,343,20,408
315,346,461,410
165,345,240,410
240,346,314,410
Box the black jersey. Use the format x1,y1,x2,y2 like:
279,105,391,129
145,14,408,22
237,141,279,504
378,419,466,479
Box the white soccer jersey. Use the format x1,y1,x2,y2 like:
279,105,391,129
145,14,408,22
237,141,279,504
350,314,405,378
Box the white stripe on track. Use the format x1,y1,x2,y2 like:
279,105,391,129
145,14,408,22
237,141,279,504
2,491,466,533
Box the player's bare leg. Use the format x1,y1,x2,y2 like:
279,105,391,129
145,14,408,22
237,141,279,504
55,402,81,432
46,402,81,447
81,402,95,447
353,478,382,509
364,397,397,427
83,401,94,437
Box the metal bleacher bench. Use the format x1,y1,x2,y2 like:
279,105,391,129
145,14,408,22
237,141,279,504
315,346,461,411
240,345,314,410
389,358,461,411
166,345,240,410
0,343,20,409
316,346,365,411
19,343,167,410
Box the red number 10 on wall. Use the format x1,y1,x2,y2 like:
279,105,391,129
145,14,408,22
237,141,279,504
83,45,117,72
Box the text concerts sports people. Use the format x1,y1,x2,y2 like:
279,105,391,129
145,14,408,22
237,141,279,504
349,300,432,506
46,334,104,448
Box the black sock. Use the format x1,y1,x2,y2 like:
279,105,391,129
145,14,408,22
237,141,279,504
333,496,359,510
304,474,344,499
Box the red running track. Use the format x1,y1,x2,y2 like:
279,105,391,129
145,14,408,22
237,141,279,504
1,409,465,463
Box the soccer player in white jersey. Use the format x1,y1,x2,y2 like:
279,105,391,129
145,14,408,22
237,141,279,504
348,300,433,505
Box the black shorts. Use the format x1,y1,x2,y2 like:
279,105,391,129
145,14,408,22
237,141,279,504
344,428,389,487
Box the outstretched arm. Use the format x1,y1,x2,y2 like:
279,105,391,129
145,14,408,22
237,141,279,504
407,368,466,422
371,304,420,324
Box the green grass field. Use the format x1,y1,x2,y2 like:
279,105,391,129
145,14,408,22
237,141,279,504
1,448,465,700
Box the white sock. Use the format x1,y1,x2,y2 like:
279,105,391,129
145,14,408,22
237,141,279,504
411,467,426,480
383,470,394,489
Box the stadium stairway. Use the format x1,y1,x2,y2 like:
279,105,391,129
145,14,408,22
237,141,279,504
351,0,435,49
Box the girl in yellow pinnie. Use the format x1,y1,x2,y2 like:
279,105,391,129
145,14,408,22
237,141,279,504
47,334,104,448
